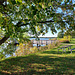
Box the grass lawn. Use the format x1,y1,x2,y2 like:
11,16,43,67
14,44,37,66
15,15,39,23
70,38,75,44
0,44,75,75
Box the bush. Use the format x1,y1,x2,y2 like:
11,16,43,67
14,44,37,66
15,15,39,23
15,41,33,56
59,39,70,43
55,41,61,46
30,47,38,53
63,40,70,43
51,38,57,40
15,41,61,56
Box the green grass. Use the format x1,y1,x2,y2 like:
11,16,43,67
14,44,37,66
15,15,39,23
70,38,75,44
0,44,75,75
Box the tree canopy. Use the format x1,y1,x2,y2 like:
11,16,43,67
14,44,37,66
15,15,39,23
0,0,75,45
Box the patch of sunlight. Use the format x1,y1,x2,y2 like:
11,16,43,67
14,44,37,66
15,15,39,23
37,53,75,59
54,61,61,65
58,54,75,57
1,70,11,74
31,63,45,67
37,53,62,58
9,65,22,72
30,63,53,72
49,56,57,58
46,65,53,70
37,53,55,56
66,69,75,73
35,69,46,72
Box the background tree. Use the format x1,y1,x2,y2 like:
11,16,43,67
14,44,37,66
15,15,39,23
71,31,75,38
57,31,64,38
64,30,75,38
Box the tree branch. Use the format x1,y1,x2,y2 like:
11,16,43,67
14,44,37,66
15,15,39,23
38,20,54,23
0,19,71,45
0,35,9,45
17,20,69,27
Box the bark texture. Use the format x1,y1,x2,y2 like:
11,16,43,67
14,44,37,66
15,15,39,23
0,36,9,45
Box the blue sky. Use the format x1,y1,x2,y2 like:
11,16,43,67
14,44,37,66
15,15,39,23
39,29,60,37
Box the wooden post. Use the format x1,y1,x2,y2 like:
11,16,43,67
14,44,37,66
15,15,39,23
62,48,64,53
65,48,66,53
39,40,40,46
51,40,52,44
70,46,71,49
71,49,72,53
41,40,42,45
68,47,69,51
46,40,47,45
58,49,59,53
37,41,38,48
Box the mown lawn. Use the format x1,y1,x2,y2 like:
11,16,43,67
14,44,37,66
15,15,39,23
70,38,75,44
0,44,75,75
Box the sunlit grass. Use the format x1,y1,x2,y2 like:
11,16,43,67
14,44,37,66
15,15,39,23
0,42,75,74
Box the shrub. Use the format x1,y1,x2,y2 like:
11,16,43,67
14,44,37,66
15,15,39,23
51,38,57,40
59,39,70,43
55,41,60,46
30,47,38,53
15,41,60,56
63,40,70,43
15,41,33,56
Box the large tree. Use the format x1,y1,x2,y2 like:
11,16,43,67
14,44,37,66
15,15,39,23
0,0,75,45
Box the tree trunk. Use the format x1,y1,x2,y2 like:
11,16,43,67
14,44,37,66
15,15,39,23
0,35,9,45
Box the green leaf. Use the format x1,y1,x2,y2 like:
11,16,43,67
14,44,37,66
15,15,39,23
15,0,22,3
48,2,54,10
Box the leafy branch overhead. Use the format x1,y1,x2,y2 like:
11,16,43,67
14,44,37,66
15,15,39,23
0,0,75,44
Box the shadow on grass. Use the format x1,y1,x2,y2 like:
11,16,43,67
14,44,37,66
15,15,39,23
41,47,75,54
42,49,75,54
0,53,75,75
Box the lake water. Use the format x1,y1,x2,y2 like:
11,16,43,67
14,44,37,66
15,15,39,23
30,37,56,46
30,37,55,40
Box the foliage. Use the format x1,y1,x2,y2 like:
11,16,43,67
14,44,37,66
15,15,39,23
63,35,72,41
55,41,60,46
15,41,60,56
59,39,70,43
0,0,75,45
57,31,64,38
15,41,33,56
17,32,30,43
64,30,75,37
0,38,17,59
0,31,30,59
71,31,75,38
58,35,72,43
0,50,5,60
30,47,38,53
